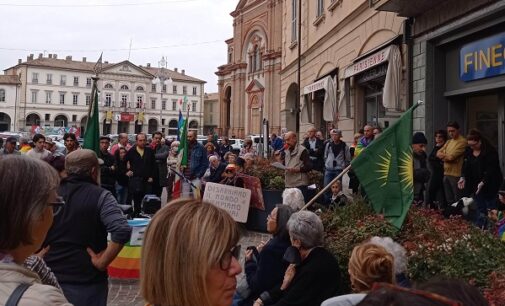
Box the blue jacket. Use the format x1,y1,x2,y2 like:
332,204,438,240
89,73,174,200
190,142,209,179
243,236,290,305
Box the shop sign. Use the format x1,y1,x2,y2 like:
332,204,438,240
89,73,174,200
344,46,391,78
460,33,505,82
356,64,388,84
120,112,134,122
303,78,327,94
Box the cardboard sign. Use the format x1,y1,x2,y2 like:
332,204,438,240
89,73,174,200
203,182,251,222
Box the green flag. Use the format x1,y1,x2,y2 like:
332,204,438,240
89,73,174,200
351,103,419,229
178,117,188,167
83,78,100,154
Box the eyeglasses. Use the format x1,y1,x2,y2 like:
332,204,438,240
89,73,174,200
48,196,65,216
371,283,463,306
225,170,234,174
267,213,276,221
219,244,241,270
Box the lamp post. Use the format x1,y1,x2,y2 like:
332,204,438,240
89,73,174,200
152,56,173,133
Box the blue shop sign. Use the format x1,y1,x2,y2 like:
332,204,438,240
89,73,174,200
460,33,505,82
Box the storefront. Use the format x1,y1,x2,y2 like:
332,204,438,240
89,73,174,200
425,20,505,169
343,42,405,130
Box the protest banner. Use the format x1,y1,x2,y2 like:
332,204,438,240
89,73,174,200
203,182,251,222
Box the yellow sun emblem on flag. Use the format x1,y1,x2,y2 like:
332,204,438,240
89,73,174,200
399,150,414,190
375,149,392,187
375,149,414,189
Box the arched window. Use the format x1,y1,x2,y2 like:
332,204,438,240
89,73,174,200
0,89,5,102
168,119,178,136
189,120,198,130
136,86,144,91
120,85,129,90
104,83,113,89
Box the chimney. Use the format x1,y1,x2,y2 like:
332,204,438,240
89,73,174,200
147,63,151,68
174,68,178,73
82,57,86,62
53,54,57,59
18,59,22,64
27,54,34,61
181,69,185,75
65,55,72,61
104,61,109,64
48,54,52,59
38,53,43,59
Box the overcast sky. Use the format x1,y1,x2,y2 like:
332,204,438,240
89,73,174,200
0,0,237,92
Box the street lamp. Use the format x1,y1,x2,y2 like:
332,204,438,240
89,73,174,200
152,56,173,133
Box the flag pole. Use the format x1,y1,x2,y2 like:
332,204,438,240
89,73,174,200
301,164,352,211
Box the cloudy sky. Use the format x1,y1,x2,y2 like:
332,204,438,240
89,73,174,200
0,0,237,92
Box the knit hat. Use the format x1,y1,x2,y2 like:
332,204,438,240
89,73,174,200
412,132,428,145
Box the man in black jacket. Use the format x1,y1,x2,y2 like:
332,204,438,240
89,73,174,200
43,149,131,306
98,136,116,197
151,131,169,198
413,132,431,205
302,127,324,172
125,133,155,217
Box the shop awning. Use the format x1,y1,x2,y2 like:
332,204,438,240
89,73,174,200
343,44,401,110
300,75,337,123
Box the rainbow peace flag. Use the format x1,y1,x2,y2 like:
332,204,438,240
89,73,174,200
108,219,149,279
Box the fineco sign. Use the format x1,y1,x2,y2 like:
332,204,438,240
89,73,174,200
460,33,505,82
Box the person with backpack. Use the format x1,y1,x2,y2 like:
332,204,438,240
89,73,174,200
323,129,351,205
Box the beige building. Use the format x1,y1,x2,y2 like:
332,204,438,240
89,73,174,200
0,75,21,131
3,54,205,136
216,0,283,138
203,92,220,135
281,0,408,141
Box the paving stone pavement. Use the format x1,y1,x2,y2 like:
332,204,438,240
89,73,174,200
107,230,271,306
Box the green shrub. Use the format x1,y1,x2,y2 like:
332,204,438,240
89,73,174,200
322,199,505,304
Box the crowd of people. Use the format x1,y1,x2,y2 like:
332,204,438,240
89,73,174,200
0,121,501,306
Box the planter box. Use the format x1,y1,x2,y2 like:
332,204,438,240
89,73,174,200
246,189,283,232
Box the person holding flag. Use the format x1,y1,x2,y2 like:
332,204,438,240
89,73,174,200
172,105,208,199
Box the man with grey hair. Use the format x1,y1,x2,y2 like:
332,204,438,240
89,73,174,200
204,155,226,184
303,127,325,172
43,149,131,306
256,210,342,306
110,133,131,156
284,131,313,203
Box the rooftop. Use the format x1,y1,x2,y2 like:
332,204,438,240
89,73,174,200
0,75,21,85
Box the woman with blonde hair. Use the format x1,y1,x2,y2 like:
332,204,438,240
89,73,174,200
322,242,395,306
141,199,242,306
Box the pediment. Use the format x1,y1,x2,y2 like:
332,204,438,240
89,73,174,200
245,79,264,93
101,61,154,78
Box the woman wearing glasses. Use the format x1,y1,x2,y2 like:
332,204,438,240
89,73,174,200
141,199,242,306
0,155,71,305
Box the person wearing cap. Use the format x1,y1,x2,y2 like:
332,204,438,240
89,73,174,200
323,129,351,204
219,163,244,187
42,149,131,306
412,132,430,204
26,134,51,160
98,136,117,197
0,136,20,156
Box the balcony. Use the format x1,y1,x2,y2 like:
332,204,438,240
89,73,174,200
374,0,447,17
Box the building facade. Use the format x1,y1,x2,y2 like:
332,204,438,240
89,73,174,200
3,54,205,137
376,0,505,169
280,0,407,141
203,92,220,135
216,0,283,138
0,75,20,131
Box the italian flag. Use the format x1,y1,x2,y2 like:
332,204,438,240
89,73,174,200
172,114,188,199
